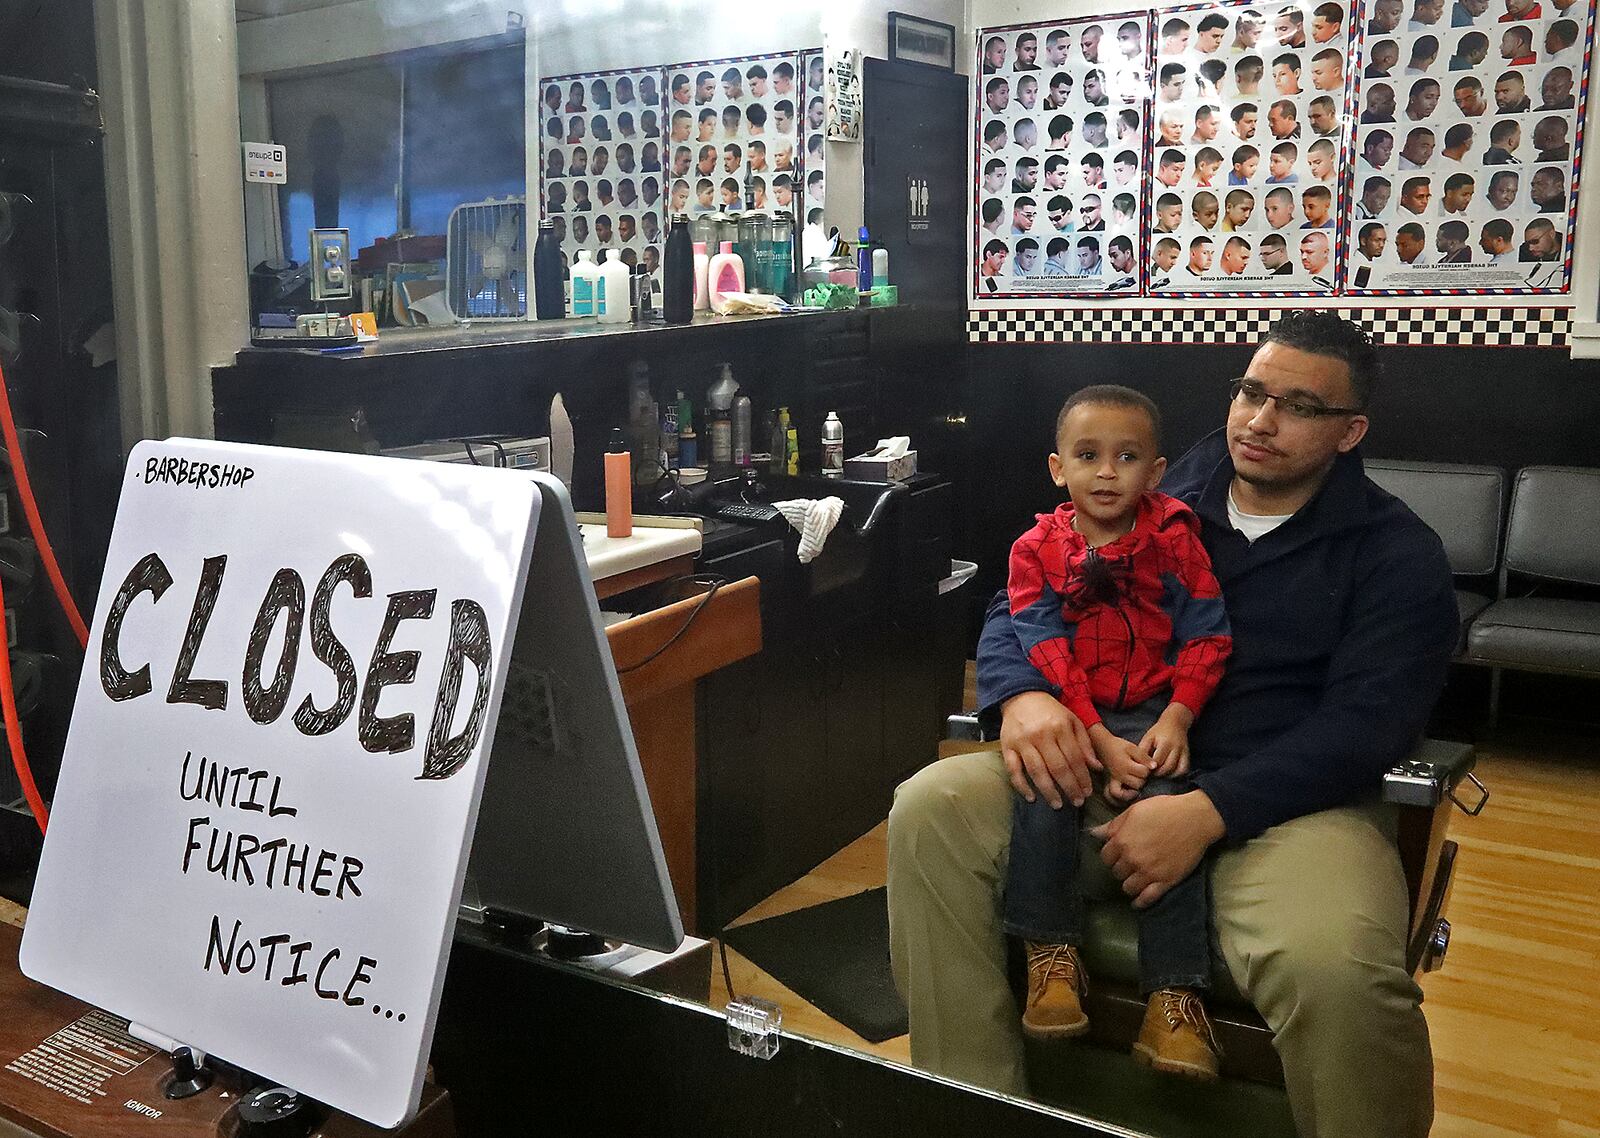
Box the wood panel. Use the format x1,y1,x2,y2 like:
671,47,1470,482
1424,737,1600,1138
0,922,455,1138
606,575,763,932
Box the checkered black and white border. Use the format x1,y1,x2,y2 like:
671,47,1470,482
968,307,1574,348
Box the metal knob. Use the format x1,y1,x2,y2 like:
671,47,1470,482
1423,919,1451,972
235,1085,317,1138
162,1046,212,1100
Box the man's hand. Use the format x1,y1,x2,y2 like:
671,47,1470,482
999,692,1100,809
1138,703,1194,776
1091,724,1153,804
1089,791,1226,908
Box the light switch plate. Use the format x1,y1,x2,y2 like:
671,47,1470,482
309,227,352,301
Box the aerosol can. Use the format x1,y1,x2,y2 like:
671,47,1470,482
821,411,845,477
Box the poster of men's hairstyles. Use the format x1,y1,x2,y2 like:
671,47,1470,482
1148,0,1354,295
975,14,1150,296
538,68,668,284
1345,0,1591,292
663,52,813,227
800,50,829,232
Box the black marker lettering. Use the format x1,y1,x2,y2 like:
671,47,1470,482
293,554,370,737
310,849,337,897
267,776,297,818
182,816,209,873
283,941,313,986
261,838,286,885
260,933,290,980
179,752,201,801
166,554,229,710
358,589,436,754
343,957,377,1006
231,832,260,885
422,599,493,780
204,915,241,973
239,769,269,812
100,553,171,701
242,567,306,725
314,949,342,999
205,827,232,874
335,857,363,899
284,842,308,891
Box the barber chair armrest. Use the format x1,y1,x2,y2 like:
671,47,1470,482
1383,738,1487,816
945,712,986,743
1386,739,1485,976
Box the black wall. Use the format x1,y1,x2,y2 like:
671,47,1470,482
959,338,1600,606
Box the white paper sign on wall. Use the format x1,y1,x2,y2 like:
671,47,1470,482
20,439,539,1128
825,40,862,143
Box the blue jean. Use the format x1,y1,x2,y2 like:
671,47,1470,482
1001,697,1212,995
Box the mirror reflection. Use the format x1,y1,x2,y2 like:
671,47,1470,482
0,0,1575,1133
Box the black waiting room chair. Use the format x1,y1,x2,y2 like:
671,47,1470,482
1364,459,1506,655
1465,465,1600,722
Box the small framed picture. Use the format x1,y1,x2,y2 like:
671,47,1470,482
888,12,957,71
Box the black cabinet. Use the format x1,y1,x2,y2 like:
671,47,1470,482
694,478,962,935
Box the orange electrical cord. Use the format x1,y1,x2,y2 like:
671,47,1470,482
0,358,87,649
0,356,88,835
0,572,46,833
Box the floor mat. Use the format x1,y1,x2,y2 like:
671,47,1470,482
721,887,908,1043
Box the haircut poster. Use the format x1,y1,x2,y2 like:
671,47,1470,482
538,69,667,282
1345,0,1592,293
801,49,829,231
975,15,1149,296
1147,0,1355,295
664,54,810,223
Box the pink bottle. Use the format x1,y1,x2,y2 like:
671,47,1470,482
707,241,746,315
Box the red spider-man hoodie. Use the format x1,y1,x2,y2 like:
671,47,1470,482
1007,491,1232,729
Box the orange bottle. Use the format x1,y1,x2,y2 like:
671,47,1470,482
605,428,632,538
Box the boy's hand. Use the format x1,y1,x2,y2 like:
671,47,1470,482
1091,725,1154,802
1139,704,1194,777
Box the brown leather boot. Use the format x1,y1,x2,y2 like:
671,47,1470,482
1131,987,1223,1080
1021,942,1090,1040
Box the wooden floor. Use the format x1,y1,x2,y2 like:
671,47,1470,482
708,720,1600,1135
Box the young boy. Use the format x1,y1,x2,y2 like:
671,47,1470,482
1004,385,1232,1079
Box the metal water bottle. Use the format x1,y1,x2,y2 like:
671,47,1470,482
533,219,564,320
822,410,844,477
663,213,694,324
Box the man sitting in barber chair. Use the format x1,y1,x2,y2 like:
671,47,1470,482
888,312,1458,1138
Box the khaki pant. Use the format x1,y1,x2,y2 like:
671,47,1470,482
887,750,1433,1138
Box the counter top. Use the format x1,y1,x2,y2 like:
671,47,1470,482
236,305,896,373
581,521,702,583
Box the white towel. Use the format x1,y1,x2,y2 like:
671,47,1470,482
773,497,845,564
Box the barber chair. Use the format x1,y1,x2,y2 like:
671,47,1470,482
946,716,1488,1085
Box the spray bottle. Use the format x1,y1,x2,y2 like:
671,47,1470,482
732,394,753,466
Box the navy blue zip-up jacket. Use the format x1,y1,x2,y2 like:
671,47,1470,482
978,428,1458,842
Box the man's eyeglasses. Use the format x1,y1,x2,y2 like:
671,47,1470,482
1230,379,1364,420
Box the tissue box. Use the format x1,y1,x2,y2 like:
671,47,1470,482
845,449,917,482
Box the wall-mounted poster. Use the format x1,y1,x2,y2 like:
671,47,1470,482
538,68,667,284
974,14,1150,297
1344,0,1592,293
664,53,809,223
1146,0,1356,295
801,49,828,232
